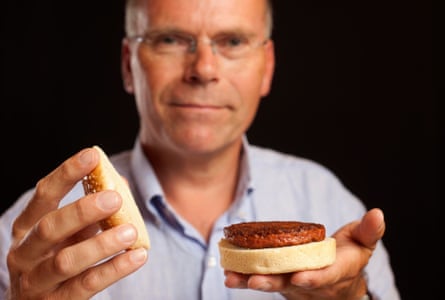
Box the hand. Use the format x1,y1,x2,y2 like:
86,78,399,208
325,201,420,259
224,208,385,300
6,148,148,300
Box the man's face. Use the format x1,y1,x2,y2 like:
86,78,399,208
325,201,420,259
122,0,275,156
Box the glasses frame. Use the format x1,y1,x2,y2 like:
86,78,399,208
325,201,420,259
128,32,269,60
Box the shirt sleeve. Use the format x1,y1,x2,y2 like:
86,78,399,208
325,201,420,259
0,190,34,296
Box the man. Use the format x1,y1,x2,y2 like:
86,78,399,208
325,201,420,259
0,0,400,299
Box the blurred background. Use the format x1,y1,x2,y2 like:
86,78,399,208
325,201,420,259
1,1,437,299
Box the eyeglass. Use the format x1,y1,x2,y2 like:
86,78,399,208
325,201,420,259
128,31,269,60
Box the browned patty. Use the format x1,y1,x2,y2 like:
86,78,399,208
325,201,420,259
223,221,325,249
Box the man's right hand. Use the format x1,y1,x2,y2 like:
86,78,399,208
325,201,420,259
6,148,148,299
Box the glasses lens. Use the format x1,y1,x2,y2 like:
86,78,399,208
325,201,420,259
134,32,266,59
213,35,253,59
140,33,192,55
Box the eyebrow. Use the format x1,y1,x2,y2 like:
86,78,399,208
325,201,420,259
141,28,187,36
142,26,259,39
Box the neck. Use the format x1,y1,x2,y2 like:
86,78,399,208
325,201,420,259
142,140,243,241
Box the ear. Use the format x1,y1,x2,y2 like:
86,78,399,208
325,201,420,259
260,40,275,97
121,38,134,94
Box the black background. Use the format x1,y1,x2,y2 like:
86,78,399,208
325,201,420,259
1,1,438,299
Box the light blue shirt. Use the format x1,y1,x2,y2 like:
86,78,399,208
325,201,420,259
0,138,400,299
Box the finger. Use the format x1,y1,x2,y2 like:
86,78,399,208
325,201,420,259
224,271,249,288
21,223,139,295
12,191,121,268
246,274,291,292
352,208,385,250
288,210,385,289
63,223,102,247
225,271,291,292
12,148,99,240
54,248,148,299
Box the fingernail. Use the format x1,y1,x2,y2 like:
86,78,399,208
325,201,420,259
96,191,120,211
130,248,147,263
79,148,94,165
116,225,136,243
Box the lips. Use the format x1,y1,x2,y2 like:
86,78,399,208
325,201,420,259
170,102,223,109
169,88,234,110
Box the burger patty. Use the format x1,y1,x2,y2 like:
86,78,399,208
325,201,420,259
223,221,325,249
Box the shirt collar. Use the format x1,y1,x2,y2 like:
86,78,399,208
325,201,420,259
129,136,255,225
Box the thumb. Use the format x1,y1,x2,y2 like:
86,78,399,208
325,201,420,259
353,208,386,250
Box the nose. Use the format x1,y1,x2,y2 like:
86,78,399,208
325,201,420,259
184,39,219,84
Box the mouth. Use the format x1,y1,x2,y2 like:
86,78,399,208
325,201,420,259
168,88,235,111
171,102,224,110
167,101,232,123
169,96,235,111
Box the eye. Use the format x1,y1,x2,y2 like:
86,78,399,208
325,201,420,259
160,35,176,45
153,34,186,46
146,33,193,53
226,37,243,47
217,35,249,48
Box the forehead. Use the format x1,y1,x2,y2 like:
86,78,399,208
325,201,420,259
136,0,268,34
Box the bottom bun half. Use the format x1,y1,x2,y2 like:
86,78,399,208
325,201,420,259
218,237,336,274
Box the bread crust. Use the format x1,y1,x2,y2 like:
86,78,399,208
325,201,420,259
82,146,150,250
218,237,336,274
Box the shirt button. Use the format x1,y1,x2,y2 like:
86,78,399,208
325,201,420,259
207,256,217,267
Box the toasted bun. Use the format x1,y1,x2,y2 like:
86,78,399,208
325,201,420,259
82,145,150,250
218,237,335,274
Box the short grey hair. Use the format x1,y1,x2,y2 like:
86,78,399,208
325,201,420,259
124,0,274,38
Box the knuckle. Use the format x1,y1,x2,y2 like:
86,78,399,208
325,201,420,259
96,231,113,253
11,218,26,242
73,198,89,223
33,175,60,206
34,217,56,243
58,159,83,182
111,258,123,274
53,248,76,277
34,177,51,199
81,269,103,292
6,250,19,271
19,272,32,293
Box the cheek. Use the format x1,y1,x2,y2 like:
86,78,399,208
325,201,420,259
230,63,265,108
136,54,175,94
132,53,180,109
236,62,268,128
228,75,263,132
